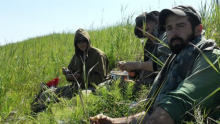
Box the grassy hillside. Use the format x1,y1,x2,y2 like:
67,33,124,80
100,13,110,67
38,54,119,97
0,1,220,123
0,20,146,123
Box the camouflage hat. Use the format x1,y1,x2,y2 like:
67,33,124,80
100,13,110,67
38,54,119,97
134,11,160,38
159,5,201,25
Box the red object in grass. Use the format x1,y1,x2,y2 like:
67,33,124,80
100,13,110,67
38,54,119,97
46,77,59,87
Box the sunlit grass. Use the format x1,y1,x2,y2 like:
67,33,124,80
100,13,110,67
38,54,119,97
0,19,144,123
0,1,220,123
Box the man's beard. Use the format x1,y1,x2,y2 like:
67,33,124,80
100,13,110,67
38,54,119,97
169,35,193,54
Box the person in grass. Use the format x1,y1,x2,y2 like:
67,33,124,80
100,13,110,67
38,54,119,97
90,5,220,124
118,11,171,94
31,28,109,113
61,28,109,93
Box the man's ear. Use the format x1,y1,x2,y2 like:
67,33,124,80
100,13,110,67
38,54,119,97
195,24,203,36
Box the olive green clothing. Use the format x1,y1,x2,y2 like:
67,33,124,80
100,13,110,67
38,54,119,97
31,29,108,113
159,51,220,123
147,35,220,123
68,47,109,87
69,28,109,88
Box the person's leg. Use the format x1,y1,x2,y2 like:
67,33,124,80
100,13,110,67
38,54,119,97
54,84,77,99
132,77,154,99
31,84,76,114
31,88,57,114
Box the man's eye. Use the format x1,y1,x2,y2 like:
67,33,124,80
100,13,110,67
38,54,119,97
166,27,171,31
178,25,184,27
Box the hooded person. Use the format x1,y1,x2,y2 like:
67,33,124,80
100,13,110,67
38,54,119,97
63,28,109,88
118,11,171,95
31,28,109,114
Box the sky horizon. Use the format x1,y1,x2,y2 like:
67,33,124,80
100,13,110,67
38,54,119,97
0,0,210,46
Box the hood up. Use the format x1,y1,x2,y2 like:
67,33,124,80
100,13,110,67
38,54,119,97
74,28,92,58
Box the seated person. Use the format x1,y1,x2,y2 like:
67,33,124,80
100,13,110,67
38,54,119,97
61,28,109,95
31,28,109,113
119,11,171,94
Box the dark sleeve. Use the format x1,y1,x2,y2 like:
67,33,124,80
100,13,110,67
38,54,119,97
153,34,171,71
157,51,220,124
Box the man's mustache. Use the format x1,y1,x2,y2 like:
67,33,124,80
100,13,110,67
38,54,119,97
170,37,184,44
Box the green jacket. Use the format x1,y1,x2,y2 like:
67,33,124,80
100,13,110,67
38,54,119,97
68,28,109,88
147,34,220,123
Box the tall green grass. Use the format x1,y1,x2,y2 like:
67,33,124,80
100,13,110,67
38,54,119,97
0,1,220,123
0,17,144,123
200,0,220,45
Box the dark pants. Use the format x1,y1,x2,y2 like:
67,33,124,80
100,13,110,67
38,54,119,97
31,84,94,113
132,69,157,95
132,77,155,96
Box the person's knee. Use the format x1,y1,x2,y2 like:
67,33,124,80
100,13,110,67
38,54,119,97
39,89,57,103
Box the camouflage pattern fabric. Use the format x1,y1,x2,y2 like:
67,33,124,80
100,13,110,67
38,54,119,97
146,34,220,123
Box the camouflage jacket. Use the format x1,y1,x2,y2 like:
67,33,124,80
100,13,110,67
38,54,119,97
147,34,220,123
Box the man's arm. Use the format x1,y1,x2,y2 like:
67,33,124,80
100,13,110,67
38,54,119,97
90,108,174,124
90,111,149,124
65,73,81,82
118,61,153,72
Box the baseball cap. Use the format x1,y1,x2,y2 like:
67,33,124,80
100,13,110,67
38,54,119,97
159,5,201,25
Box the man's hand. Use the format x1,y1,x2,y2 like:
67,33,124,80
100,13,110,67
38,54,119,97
62,67,69,75
90,112,148,124
90,114,113,124
118,61,126,71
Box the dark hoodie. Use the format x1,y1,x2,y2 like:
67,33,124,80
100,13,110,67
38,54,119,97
68,28,109,88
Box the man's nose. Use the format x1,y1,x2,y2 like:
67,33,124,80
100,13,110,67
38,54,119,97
170,28,179,38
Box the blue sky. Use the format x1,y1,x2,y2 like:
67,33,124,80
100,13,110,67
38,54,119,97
0,0,209,46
